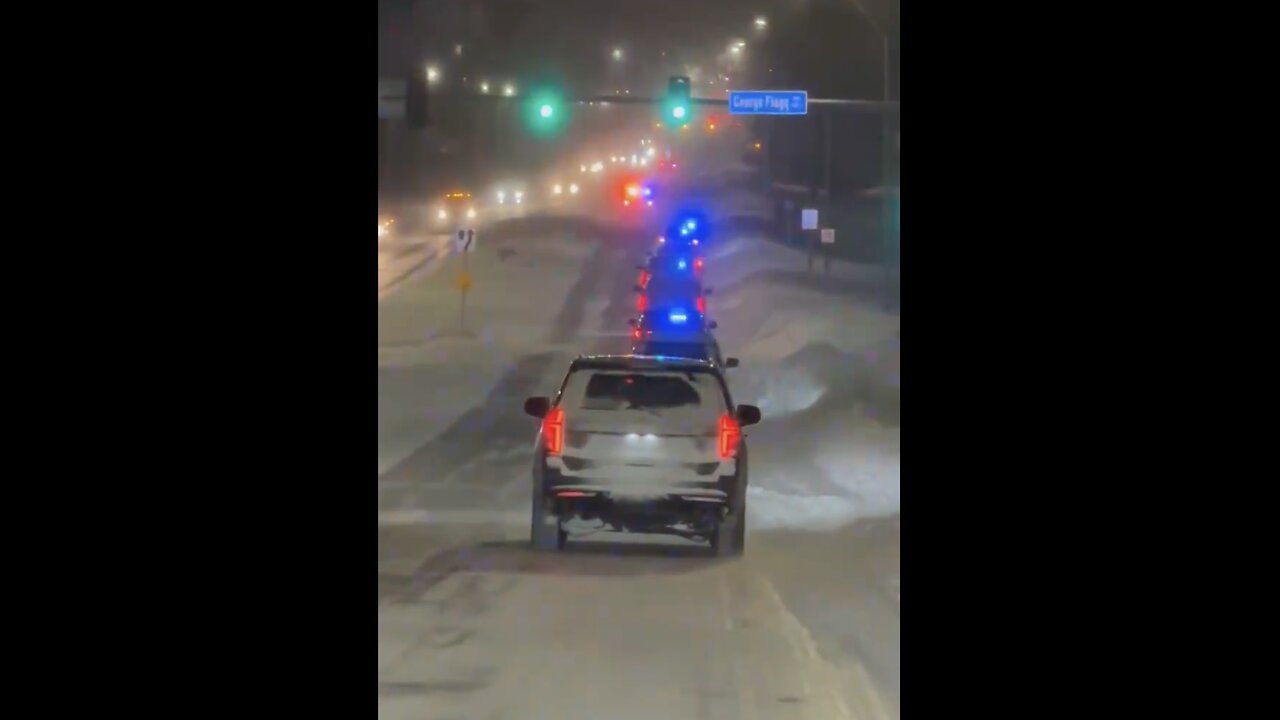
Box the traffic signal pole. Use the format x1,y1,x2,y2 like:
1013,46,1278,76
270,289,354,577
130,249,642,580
380,83,898,269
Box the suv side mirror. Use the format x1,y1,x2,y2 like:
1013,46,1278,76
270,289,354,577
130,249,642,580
707,320,718,330
627,317,638,327
524,396,551,418
703,287,714,296
724,357,740,369
736,404,761,426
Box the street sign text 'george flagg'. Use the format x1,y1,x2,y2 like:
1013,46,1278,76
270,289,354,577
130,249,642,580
728,90,808,116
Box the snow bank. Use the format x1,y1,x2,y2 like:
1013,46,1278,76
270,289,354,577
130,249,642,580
700,207,901,530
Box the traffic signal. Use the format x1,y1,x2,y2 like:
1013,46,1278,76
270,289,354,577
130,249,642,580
664,75,691,127
406,68,430,129
521,85,569,137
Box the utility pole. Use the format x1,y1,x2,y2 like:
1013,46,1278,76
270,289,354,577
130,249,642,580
847,0,896,272
881,34,896,273
824,110,832,200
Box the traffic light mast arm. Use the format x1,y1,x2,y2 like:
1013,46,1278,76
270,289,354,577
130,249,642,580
567,95,899,111
383,90,898,111
378,85,901,119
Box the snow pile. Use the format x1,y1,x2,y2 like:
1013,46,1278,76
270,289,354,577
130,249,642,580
700,229,901,531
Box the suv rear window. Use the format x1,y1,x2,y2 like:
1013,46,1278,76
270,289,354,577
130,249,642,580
582,374,700,410
559,367,730,415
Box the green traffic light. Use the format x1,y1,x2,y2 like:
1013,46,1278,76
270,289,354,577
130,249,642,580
672,105,686,119
521,86,568,136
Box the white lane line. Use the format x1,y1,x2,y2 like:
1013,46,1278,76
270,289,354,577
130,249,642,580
752,571,891,720
718,569,761,720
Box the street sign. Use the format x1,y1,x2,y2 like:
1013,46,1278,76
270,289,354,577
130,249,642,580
454,271,472,292
801,209,818,230
728,90,808,116
453,228,476,253
821,228,835,245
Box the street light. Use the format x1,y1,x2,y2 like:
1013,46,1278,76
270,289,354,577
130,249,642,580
480,81,490,94
426,65,440,84
503,83,516,96
612,47,624,61
755,16,768,29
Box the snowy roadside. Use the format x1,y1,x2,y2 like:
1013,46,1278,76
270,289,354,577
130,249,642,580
698,186,901,533
378,227,600,477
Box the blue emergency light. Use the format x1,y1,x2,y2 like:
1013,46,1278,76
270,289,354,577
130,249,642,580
668,310,689,324
677,259,687,270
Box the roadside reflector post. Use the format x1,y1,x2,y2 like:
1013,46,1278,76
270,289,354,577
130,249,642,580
453,229,476,331
800,208,819,273
820,228,835,275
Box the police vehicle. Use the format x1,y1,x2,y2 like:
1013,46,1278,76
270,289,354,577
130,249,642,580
523,355,759,555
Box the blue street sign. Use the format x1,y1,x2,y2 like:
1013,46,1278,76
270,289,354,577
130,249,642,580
727,90,808,116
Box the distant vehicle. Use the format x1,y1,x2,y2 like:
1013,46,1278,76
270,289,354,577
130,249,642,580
635,272,709,316
434,190,477,226
378,214,395,240
523,355,759,555
631,335,737,369
495,186,525,206
655,216,706,255
621,181,655,209
654,158,680,173
550,181,580,199
629,306,718,359
641,252,705,279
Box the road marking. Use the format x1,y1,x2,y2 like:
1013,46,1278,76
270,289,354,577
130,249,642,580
717,569,761,720
751,571,891,720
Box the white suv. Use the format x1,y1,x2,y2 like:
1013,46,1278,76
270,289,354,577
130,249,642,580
523,355,761,555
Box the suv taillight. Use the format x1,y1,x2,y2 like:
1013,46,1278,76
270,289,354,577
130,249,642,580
718,413,741,460
696,296,706,314
543,407,565,456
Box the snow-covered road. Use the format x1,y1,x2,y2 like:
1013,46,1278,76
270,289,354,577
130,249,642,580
378,152,900,718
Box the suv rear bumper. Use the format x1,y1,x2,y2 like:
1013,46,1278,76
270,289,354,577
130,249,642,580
541,466,735,503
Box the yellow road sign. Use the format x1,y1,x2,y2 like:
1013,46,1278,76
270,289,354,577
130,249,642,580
455,271,473,292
